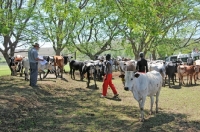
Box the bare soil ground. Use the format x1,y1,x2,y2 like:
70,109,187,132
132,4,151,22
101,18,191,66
0,71,200,132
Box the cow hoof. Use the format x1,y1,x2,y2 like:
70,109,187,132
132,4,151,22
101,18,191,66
139,118,145,122
124,87,129,91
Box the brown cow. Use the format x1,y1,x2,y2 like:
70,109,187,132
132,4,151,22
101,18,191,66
177,65,197,86
53,55,64,78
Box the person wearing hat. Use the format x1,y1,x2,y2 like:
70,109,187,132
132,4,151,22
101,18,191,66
28,43,44,87
101,54,119,98
136,52,148,73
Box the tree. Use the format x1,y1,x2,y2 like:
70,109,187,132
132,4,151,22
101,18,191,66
115,0,200,60
0,0,37,68
37,0,89,55
70,0,122,60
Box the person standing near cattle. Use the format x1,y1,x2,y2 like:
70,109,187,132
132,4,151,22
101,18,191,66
187,54,194,66
101,54,119,98
136,52,148,73
28,43,43,87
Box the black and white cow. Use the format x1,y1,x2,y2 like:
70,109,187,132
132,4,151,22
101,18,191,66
21,56,54,81
9,55,23,76
81,61,99,88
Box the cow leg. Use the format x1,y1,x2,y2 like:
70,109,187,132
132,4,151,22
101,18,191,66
70,68,73,79
171,74,174,85
149,96,154,115
79,70,83,81
87,71,90,88
72,69,75,80
93,71,97,88
139,98,146,122
168,76,171,88
174,73,177,82
43,69,50,79
155,91,160,113
179,76,181,86
20,65,23,77
60,67,63,78
53,66,57,78
194,74,197,85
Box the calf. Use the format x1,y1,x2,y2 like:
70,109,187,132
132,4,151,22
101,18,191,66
124,70,162,122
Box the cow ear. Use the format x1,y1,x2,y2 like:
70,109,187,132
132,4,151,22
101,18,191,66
119,74,125,78
134,73,140,78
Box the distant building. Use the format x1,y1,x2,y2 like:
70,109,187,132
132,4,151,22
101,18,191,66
0,47,56,57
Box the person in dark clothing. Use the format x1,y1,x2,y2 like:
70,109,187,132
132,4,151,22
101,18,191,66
187,54,193,66
136,52,148,73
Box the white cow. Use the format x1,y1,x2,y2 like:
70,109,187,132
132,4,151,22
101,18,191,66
149,61,166,87
22,57,54,80
124,70,162,121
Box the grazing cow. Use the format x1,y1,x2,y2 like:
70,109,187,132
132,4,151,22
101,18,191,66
81,61,99,88
69,60,84,80
124,70,162,122
9,55,23,76
165,61,176,88
149,61,166,87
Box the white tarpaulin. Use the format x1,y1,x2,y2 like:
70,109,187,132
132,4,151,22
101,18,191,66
38,56,47,65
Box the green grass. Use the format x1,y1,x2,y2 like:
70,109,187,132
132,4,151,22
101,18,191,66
0,72,200,131
0,64,10,76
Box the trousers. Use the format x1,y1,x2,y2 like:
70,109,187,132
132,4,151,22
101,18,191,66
102,74,117,96
29,62,38,86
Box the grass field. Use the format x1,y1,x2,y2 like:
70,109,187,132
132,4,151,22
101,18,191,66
0,64,10,76
0,71,200,131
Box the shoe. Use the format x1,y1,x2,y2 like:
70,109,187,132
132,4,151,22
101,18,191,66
100,95,106,98
113,94,119,98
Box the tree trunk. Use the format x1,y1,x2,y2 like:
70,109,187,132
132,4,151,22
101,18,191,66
2,52,12,72
152,50,157,60
55,48,62,55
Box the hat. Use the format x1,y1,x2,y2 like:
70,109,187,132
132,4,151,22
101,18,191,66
33,43,40,48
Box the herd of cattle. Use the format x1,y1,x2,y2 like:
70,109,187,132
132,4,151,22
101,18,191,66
7,54,200,121
8,54,200,88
